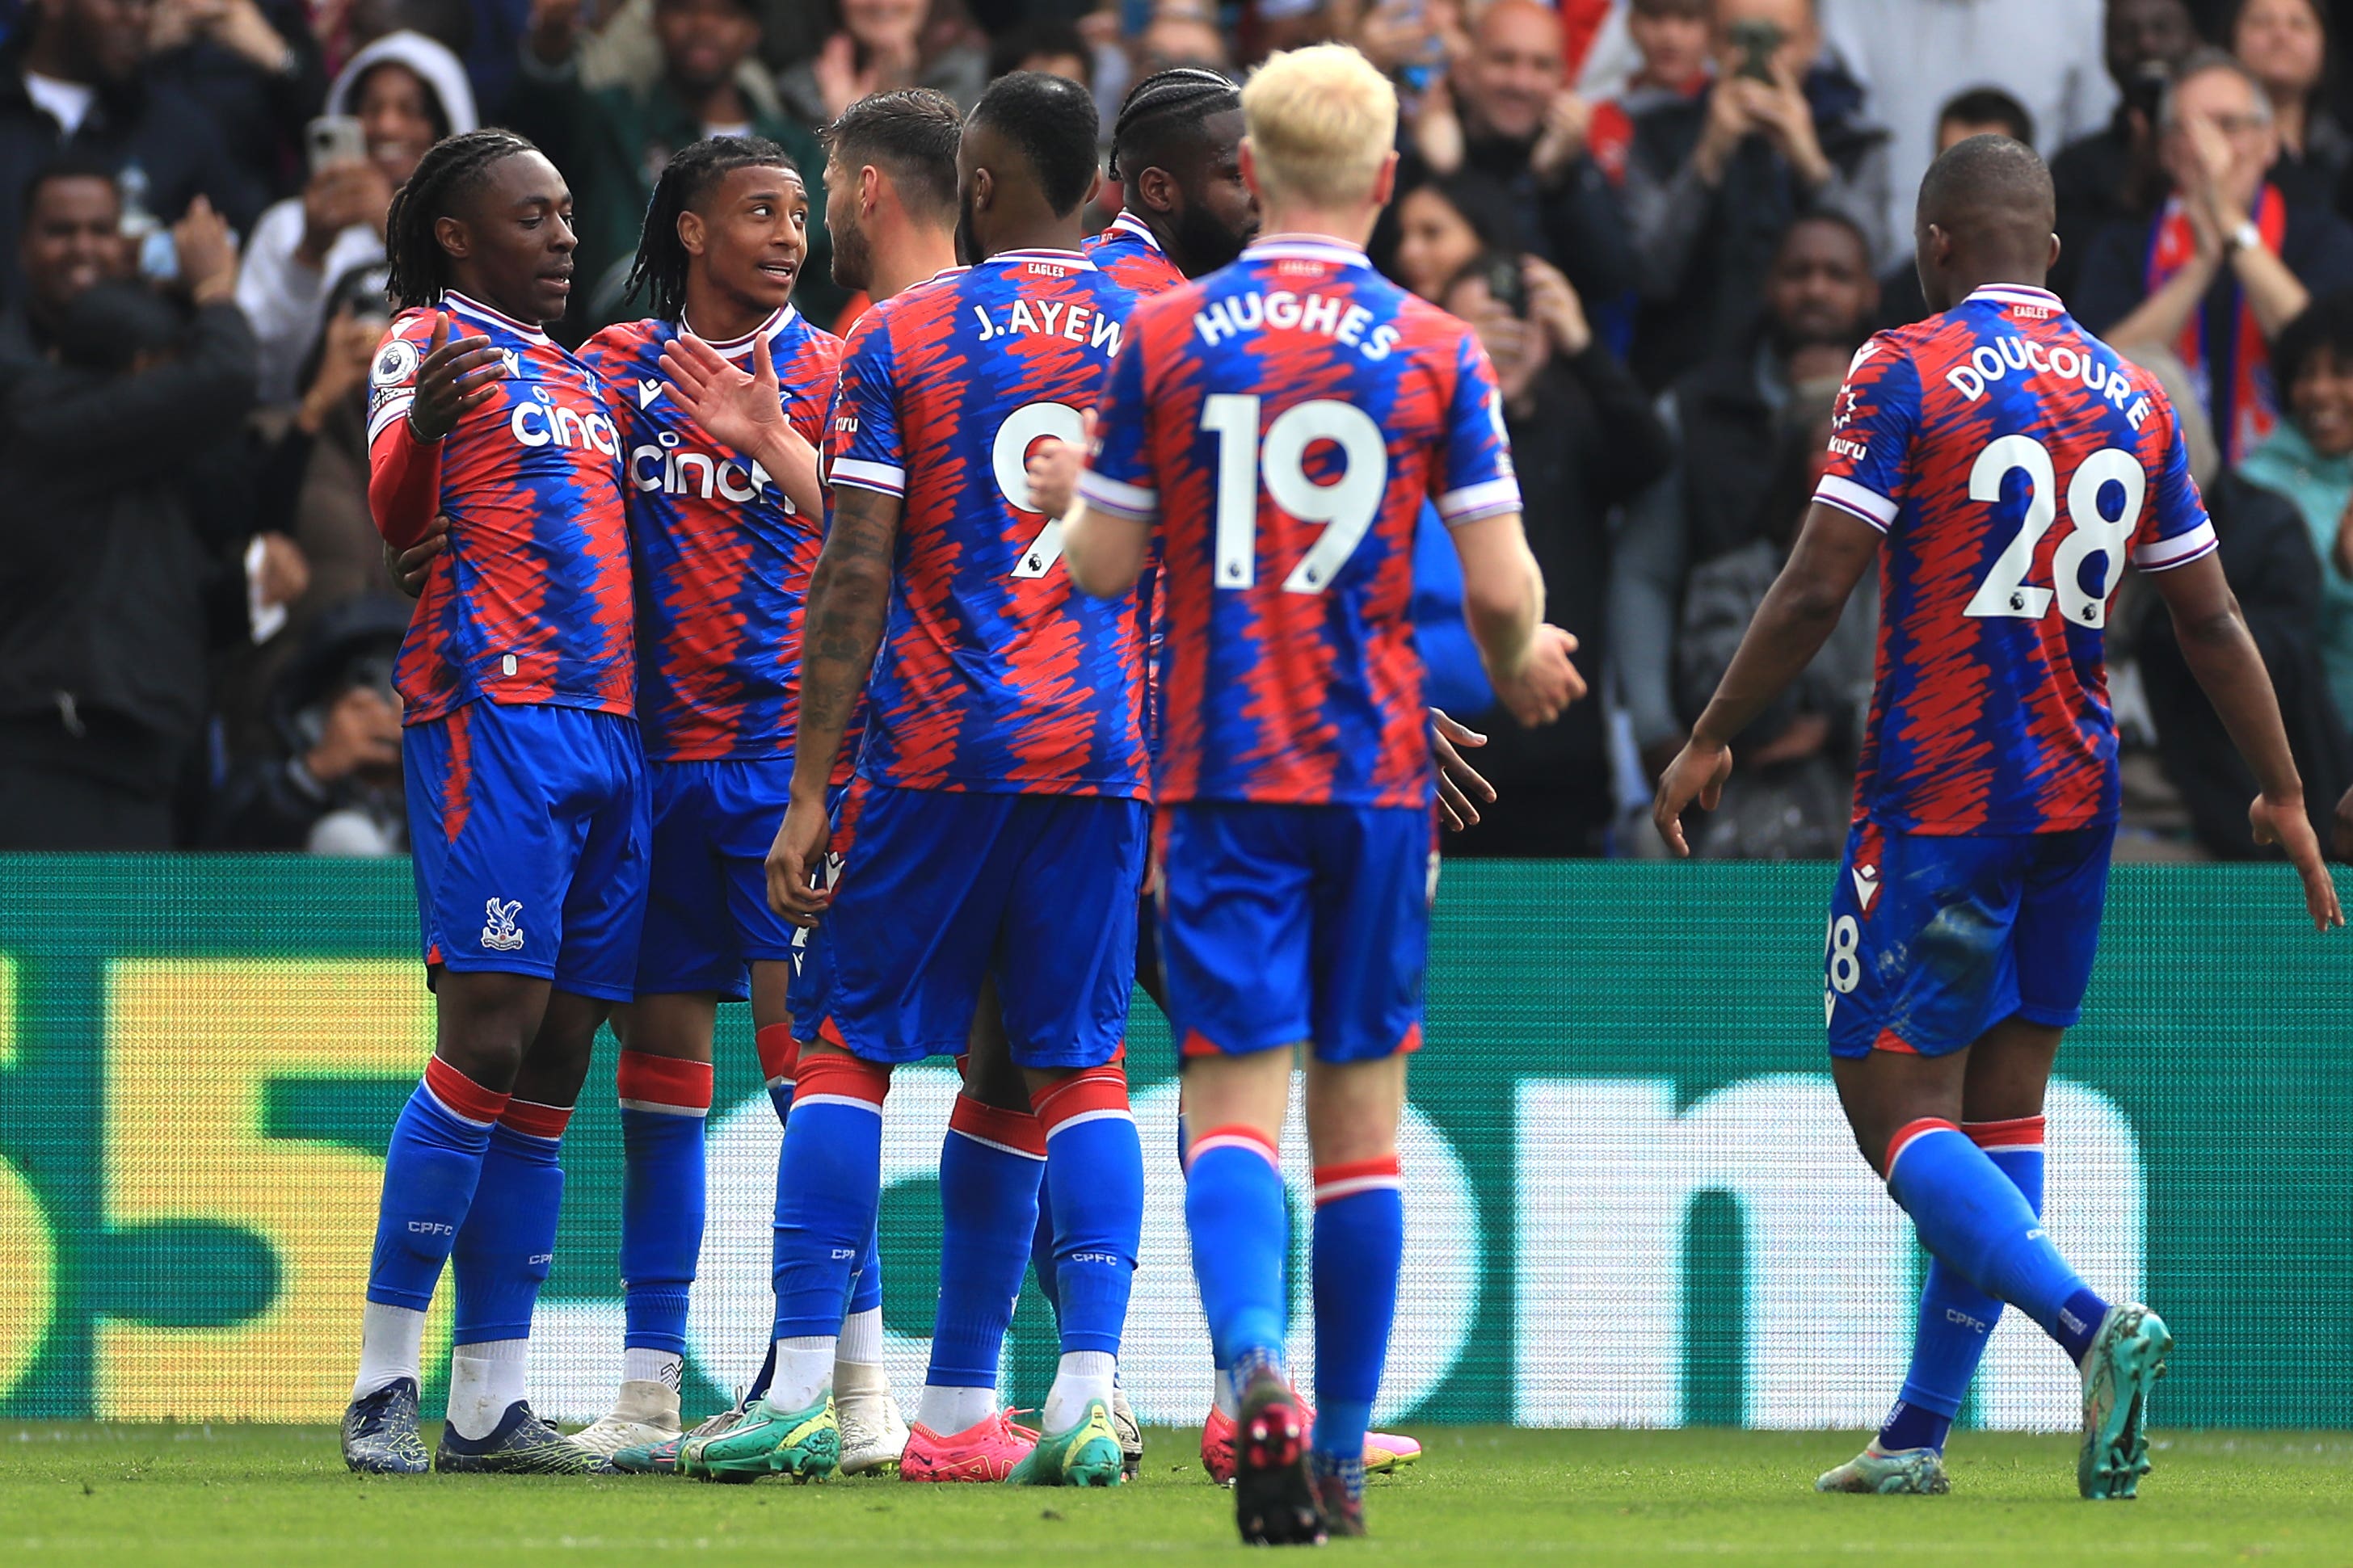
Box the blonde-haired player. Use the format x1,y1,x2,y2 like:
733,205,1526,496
1062,42,1580,1545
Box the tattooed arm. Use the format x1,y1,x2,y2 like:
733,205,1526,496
765,481,903,923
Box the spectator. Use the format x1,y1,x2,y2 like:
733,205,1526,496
1134,3,1231,74
777,0,989,131
1586,0,1711,191
1387,168,1522,301
144,0,327,198
235,29,474,404
0,0,267,299
0,188,273,849
206,592,410,853
1819,0,2113,248
0,147,126,345
987,15,1091,89
1441,249,1675,855
2048,0,2201,299
2140,340,2353,857
1395,0,1637,321
1673,382,1874,860
1612,0,1889,389
2237,292,2353,734
511,0,844,330
2077,48,2353,462
1876,86,2037,329
1610,210,1877,788
2229,0,2345,211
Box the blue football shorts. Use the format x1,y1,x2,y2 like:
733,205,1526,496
1824,816,2116,1059
1155,801,1433,1064
810,780,1147,1070
402,701,649,1003
633,756,802,1001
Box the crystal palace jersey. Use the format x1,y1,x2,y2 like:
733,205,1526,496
1081,234,1521,808
1815,283,2218,836
1084,211,1187,297
581,305,841,763
825,250,1147,797
368,292,634,725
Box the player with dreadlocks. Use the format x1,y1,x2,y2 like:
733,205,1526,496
551,134,911,1478
1088,66,1259,292
343,128,645,1477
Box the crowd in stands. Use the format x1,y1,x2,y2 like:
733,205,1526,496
2,0,2350,863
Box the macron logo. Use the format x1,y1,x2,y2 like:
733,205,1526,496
638,378,663,410
1850,865,1879,910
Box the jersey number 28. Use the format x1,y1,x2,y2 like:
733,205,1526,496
1202,393,1388,594
1963,434,2145,630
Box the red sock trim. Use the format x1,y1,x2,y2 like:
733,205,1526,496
423,1056,509,1126
1189,1122,1278,1168
1964,1115,2045,1150
617,1050,713,1112
755,1024,800,1088
1029,1064,1131,1137
500,1098,573,1140
949,1093,1048,1158
1884,1116,1962,1177
1312,1154,1402,1205
792,1051,891,1109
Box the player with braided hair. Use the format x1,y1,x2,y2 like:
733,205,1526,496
1089,66,1257,292
551,135,908,1476
344,128,646,1477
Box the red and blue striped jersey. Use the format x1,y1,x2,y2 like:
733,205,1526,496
368,292,634,726
1081,235,1521,808
581,306,843,763
824,250,1147,798
1084,212,1187,298
1815,283,2218,836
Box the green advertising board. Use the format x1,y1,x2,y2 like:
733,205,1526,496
0,854,2346,1431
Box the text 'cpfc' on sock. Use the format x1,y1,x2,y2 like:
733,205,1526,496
450,1099,570,1347
1032,1065,1145,1360
772,1052,891,1344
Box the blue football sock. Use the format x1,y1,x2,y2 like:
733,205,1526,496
1885,1120,2107,1367
1885,1117,2047,1453
1029,1188,1061,1319
1310,1158,1404,1462
771,1053,890,1341
365,1061,503,1311
849,1217,884,1318
928,1096,1046,1391
756,1023,798,1124
450,1105,568,1345
617,1052,712,1360
1186,1127,1290,1373
1033,1068,1144,1357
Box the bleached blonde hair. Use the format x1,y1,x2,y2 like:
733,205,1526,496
1240,45,1398,210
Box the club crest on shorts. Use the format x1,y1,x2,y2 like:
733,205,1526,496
481,898,526,952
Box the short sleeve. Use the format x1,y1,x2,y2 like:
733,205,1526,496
364,315,431,447
1076,322,1158,521
2130,407,2220,571
1812,335,1922,533
825,313,905,496
1432,327,1522,526
785,334,844,448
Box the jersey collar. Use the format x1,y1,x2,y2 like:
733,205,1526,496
443,289,550,344
1963,284,2064,313
1244,233,1372,270
978,247,1098,270
1106,211,1163,250
683,303,800,358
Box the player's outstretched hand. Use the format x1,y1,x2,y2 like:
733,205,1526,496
661,330,785,458
385,513,452,597
2252,792,2344,931
1023,408,1095,519
1490,624,1583,728
766,789,834,927
1429,708,1494,831
410,311,500,441
1651,738,1733,859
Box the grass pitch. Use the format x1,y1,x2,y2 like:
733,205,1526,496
5,1425,2351,1565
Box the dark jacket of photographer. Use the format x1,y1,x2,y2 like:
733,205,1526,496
0,299,259,797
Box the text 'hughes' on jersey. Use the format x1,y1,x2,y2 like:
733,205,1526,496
368,291,635,725
582,305,842,763
823,250,1147,798
1814,283,2217,836
1080,234,1521,808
